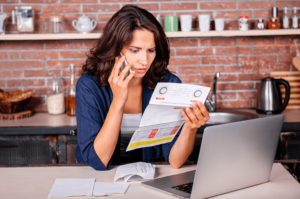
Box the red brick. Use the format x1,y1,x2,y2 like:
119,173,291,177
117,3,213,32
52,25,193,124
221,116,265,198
238,37,275,46
278,54,293,63
253,10,272,18
0,52,9,59
177,75,199,83
127,3,158,11
0,42,44,50
217,100,252,109
21,0,57,2
9,52,20,59
253,46,290,55
0,70,23,78
202,57,238,65
45,41,83,50
161,3,197,11
201,74,237,83
0,80,5,87
177,66,199,74
200,38,236,46
98,14,114,21
238,91,257,100
82,4,120,12
60,51,88,59
3,5,42,13
46,60,85,69
217,92,237,100
43,5,80,14
215,47,252,55
238,74,264,81
140,0,175,1
7,79,45,87
0,61,44,69
167,66,176,74
275,35,300,45
238,1,273,9
200,2,236,10
276,1,300,8
92,23,107,31
224,20,239,30
29,96,46,105
169,57,200,65
176,12,212,19
176,48,213,56
0,0,18,3
24,87,48,95
259,63,290,72
169,39,198,47
20,51,59,59
61,0,97,3
84,41,98,49
217,82,254,90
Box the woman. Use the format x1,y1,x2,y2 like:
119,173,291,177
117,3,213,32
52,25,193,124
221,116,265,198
75,5,210,170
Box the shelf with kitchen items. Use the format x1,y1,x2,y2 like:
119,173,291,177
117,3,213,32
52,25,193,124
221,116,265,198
1,29,300,40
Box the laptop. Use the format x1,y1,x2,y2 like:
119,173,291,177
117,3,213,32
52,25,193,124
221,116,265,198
141,115,284,199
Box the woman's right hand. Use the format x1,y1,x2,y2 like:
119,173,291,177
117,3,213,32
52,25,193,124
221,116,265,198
108,55,135,107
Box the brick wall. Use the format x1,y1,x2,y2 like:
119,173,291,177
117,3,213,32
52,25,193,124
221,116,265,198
1,0,300,112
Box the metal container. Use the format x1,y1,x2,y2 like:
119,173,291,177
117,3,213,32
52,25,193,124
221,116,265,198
11,6,35,33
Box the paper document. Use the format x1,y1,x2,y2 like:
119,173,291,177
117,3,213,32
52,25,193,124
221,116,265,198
114,162,155,182
93,182,130,197
48,178,95,197
126,82,210,151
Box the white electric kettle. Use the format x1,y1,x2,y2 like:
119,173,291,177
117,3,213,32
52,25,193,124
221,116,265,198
72,15,97,33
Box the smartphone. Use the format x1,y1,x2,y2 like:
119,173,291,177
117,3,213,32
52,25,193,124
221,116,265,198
120,52,132,77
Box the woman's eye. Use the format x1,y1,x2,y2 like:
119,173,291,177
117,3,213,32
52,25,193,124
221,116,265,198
130,49,138,53
148,49,155,53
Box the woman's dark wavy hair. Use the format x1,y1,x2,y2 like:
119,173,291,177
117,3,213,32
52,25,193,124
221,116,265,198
82,5,170,89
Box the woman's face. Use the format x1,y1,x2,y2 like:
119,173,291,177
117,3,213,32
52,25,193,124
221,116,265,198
121,28,156,78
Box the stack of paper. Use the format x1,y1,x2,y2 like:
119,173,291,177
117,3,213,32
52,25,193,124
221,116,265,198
48,179,130,198
114,162,155,182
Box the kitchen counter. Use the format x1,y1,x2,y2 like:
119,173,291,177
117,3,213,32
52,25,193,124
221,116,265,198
0,109,299,135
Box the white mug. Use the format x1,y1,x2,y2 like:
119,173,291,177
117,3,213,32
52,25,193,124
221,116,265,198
215,18,224,31
180,15,192,32
198,14,211,32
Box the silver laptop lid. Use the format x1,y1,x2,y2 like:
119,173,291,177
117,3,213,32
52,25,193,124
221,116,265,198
191,115,284,199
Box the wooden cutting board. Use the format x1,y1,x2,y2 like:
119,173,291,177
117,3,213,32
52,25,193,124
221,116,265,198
270,71,300,109
0,110,33,120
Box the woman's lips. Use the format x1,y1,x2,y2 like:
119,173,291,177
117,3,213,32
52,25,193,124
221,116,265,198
134,68,147,73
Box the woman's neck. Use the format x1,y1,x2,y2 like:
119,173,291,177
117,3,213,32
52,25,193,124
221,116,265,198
128,77,143,88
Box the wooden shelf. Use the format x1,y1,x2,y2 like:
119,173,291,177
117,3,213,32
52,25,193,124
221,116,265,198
1,29,300,40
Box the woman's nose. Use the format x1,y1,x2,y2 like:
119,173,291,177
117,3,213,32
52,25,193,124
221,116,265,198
139,51,148,66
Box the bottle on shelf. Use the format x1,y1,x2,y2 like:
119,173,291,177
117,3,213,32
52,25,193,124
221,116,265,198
283,7,289,29
47,73,65,115
268,7,279,29
292,7,298,29
268,18,279,29
66,64,76,116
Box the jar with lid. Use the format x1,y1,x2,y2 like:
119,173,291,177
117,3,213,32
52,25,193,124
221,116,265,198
66,64,76,116
47,73,65,114
256,19,264,30
49,15,65,33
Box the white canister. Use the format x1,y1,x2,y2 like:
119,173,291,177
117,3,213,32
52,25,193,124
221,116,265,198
239,16,248,31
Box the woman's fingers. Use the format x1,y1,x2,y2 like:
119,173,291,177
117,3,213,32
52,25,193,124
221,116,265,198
185,107,201,126
197,101,210,121
191,103,203,121
119,62,133,81
182,109,192,125
123,69,136,84
113,56,125,77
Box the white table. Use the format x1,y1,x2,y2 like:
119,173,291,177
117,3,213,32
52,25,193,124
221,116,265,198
0,163,299,199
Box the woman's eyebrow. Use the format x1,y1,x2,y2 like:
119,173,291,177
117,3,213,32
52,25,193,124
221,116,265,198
129,46,156,50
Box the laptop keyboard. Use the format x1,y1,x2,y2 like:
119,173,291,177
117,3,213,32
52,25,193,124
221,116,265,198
172,182,193,194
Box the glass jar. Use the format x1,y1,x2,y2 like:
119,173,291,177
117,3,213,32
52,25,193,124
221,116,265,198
66,64,76,116
47,73,65,115
49,15,65,33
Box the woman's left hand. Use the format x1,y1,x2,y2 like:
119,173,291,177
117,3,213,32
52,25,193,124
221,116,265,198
182,101,210,130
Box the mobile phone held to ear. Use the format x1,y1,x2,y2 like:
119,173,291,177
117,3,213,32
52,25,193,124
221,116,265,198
120,53,132,77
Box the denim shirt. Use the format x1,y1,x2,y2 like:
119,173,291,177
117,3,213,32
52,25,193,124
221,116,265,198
75,72,182,170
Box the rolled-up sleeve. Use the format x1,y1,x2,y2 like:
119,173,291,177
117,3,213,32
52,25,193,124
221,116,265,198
76,76,112,170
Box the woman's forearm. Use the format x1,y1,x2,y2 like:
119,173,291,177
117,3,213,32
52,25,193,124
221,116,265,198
93,100,124,167
169,124,197,169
